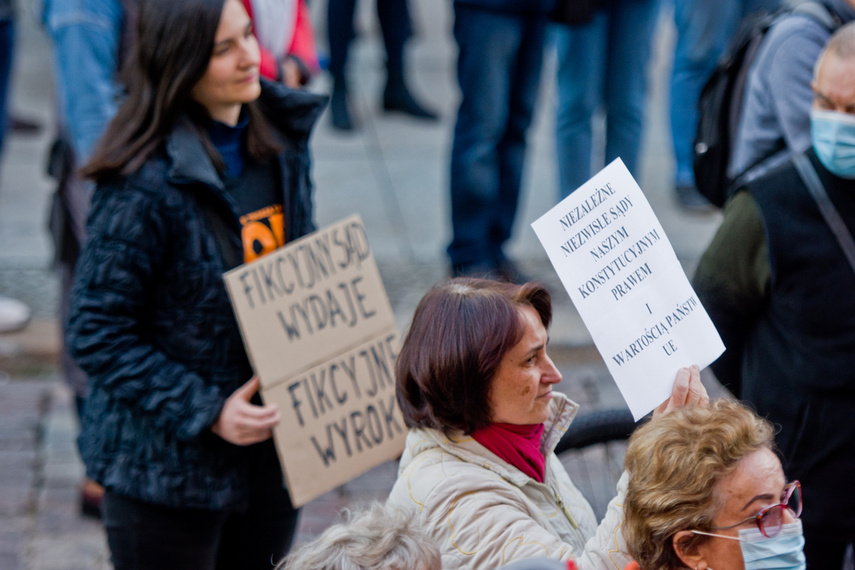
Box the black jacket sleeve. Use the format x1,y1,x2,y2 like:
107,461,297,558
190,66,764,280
67,180,226,441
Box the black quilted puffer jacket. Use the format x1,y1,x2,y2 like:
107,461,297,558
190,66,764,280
67,81,326,510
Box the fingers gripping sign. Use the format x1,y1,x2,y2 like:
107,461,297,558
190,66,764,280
653,364,709,418
212,376,281,445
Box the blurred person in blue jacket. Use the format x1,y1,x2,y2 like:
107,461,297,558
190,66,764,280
729,0,855,182
42,0,129,517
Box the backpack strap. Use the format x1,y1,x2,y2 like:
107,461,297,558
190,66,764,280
792,153,855,275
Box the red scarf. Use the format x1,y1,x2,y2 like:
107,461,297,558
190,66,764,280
471,422,546,482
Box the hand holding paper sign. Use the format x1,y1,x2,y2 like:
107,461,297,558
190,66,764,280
653,365,709,417
212,376,281,446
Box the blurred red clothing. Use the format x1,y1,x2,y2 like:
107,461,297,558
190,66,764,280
242,0,319,81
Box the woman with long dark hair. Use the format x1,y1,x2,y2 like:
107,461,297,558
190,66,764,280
67,0,326,568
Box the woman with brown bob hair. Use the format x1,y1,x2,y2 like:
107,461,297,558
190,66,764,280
387,278,709,569
623,399,805,570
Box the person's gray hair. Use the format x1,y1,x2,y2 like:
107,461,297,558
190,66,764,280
814,21,855,79
276,502,441,570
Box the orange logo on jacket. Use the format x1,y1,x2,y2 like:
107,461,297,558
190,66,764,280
240,204,285,262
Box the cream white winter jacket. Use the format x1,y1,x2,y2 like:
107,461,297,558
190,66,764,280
387,393,631,570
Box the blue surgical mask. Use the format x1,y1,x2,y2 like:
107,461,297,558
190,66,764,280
738,520,806,570
811,108,855,179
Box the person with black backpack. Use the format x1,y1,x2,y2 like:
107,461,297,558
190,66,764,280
693,0,855,208
729,0,854,197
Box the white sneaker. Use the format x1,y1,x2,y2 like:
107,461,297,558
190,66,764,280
0,295,31,333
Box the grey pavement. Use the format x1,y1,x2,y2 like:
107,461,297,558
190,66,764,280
0,0,727,567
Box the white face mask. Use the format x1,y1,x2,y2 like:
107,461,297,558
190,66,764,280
737,521,805,570
690,519,806,570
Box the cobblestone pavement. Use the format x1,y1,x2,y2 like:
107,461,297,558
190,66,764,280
0,378,110,570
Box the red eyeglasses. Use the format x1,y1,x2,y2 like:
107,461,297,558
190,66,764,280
712,480,802,539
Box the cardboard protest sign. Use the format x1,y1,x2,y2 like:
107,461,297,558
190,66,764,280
531,159,724,420
224,214,405,506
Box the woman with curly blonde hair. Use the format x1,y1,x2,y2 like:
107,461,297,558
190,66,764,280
623,399,805,570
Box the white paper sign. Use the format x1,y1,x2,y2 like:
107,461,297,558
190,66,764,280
531,159,724,420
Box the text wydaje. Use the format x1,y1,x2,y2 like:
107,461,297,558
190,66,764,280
284,334,404,467
276,277,376,340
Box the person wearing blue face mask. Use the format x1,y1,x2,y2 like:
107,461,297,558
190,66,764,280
693,21,855,569
810,24,855,181
811,109,855,178
623,400,806,570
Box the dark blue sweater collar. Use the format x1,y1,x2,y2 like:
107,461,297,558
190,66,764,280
207,108,249,179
